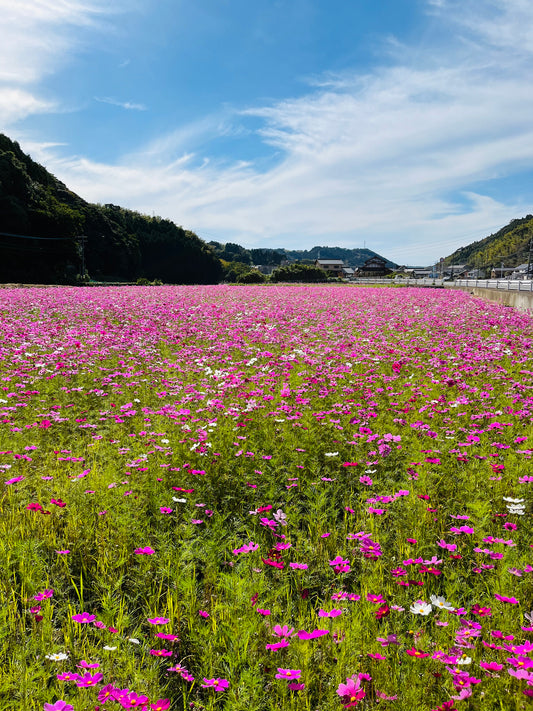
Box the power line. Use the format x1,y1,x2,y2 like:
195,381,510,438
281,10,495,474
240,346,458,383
0,231,73,241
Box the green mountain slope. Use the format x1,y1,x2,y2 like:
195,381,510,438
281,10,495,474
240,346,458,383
0,134,222,284
444,215,533,270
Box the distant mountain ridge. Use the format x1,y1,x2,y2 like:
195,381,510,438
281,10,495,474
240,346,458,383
208,241,396,269
283,246,396,268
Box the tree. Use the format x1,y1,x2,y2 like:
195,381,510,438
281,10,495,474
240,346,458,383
270,263,327,283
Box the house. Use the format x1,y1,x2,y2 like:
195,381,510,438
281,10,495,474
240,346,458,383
315,259,345,275
510,263,532,279
490,266,515,278
354,256,391,278
342,267,355,279
443,264,469,278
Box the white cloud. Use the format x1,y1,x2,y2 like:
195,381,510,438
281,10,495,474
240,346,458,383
94,97,147,111
6,0,533,264
0,0,118,125
0,88,55,124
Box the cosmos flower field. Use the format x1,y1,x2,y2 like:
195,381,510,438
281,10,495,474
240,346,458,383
1,284,532,711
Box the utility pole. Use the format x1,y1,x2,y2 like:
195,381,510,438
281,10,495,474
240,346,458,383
527,238,532,280
77,235,87,277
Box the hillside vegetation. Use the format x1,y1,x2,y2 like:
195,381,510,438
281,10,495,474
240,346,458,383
445,214,533,270
0,134,222,284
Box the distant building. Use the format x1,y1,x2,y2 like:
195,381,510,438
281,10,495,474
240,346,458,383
315,259,345,275
443,264,469,278
355,256,391,277
510,263,533,279
342,267,355,279
491,266,515,278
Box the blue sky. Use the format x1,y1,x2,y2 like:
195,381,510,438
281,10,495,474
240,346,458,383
2,0,533,265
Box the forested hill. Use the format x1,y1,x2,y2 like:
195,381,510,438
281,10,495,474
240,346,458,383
444,215,533,270
0,134,222,284
208,242,396,268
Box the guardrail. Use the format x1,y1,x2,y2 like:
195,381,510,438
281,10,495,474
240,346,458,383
452,279,533,291
350,278,533,291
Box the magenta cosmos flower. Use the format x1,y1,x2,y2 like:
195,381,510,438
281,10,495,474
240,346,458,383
337,676,366,707
71,612,96,624
44,702,74,711
275,668,302,680
201,678,229,691
34,588,54,601
297,629,329,639
134,546,155,555
75,671,103,687
147,617,170,625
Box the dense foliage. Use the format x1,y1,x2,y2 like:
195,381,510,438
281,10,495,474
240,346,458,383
1,284,532,711
270,263,328,282
444,215,533,271
0,134,222,284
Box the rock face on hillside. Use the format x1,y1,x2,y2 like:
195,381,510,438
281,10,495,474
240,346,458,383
0,134,222,284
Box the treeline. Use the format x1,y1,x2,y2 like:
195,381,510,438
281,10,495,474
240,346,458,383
0,134,221,284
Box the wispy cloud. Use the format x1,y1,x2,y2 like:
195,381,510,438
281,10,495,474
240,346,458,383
0,0,118,125
94,96,147,111
8,0,533,263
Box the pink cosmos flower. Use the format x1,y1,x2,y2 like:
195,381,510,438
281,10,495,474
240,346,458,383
480,661,504,671
56,672,80,682
77,660,99,669
34,589,54,601
75,671,104,687
449,526,474,535
266,640,290,650
98,684,117,703
275,668,301,680
198,610,210,618
150,700,170,711
44,702,74,711
71,612,96,624
155,633,179,641
201,678,229,691
336,676,365,707
118,691,150,707
318,608,343,617
149,649,172,657
134,546,155,555
147,617,170,625
5,476,25,485
494,594,519,604
297,629,329,639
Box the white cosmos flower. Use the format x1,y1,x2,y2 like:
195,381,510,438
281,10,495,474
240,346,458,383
456,655,472,665
430,595,455,611
410,600,432,615
103,645,117,651
324,452,339,457
45,652,68,661
503,497,524,503
127,637,140,644
172,497,187,503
